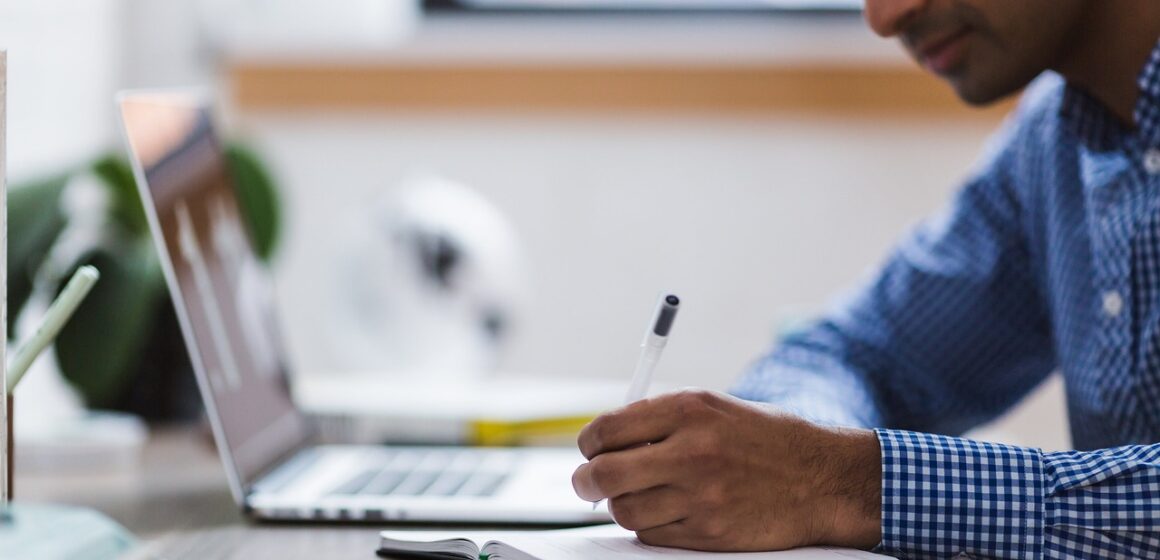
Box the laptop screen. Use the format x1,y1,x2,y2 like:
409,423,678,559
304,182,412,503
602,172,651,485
118,92,310,494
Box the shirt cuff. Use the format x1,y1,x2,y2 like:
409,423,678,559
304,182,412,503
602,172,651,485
875,429,1045,559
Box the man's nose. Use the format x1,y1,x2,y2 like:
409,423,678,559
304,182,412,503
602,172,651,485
864,0,928,37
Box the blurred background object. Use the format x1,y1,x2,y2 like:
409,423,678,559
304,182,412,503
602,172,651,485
198,0,419,52
327,173,528,376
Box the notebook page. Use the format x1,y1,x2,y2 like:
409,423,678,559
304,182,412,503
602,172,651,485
382,526,892,560
496,532,890,559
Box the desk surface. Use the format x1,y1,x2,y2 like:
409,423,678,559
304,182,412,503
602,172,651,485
16,426,408,559
140,525,382,559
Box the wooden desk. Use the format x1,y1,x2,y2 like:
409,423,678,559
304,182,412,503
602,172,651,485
140,525,381,559
16,426,385,558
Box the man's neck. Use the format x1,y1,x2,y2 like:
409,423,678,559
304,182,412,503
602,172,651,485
1052,1,1160,126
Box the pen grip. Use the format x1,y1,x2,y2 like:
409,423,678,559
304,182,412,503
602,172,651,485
624,345,662,403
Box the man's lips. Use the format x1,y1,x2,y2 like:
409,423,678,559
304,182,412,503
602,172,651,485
914,28,971,74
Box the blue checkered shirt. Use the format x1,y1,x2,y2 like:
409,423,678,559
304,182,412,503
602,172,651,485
732,42,1160,559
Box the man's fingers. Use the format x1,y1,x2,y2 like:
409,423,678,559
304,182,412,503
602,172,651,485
607,485,687,532
572,442,673,501
578,390,717,459
577,400,675,459
635,519,705,550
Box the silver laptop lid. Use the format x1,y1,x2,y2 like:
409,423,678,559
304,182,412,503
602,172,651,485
117,91,310,501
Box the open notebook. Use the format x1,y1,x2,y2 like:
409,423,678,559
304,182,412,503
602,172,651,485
378,524,893,560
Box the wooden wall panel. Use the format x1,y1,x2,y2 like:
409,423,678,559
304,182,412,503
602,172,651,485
229,62,1015,119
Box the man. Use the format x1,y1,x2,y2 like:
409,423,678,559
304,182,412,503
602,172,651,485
571,1,1160,558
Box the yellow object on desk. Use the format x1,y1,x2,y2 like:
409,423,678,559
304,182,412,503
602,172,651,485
297,375,644,446
470,415,596,447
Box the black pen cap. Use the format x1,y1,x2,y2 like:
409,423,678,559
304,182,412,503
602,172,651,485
653,295,680,336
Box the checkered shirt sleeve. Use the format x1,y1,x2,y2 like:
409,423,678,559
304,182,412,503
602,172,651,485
731,102,1057,436
877,430,1160,559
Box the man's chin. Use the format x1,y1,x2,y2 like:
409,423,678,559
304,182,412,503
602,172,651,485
947,77,1024,107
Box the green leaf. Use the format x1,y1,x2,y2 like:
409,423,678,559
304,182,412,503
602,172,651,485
226,143,281,261
91,155,149,237
54,241,165,407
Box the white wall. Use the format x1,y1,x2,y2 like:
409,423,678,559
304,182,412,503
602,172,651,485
238,110,1070,450
0,0,124,181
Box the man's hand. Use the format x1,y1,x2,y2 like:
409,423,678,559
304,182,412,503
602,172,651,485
572,389,881,551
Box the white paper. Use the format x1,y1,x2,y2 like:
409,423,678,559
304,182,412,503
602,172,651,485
381,525,893,559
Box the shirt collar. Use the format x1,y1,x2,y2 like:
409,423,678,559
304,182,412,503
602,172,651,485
1060,37,1160,150
1134,38,1160,145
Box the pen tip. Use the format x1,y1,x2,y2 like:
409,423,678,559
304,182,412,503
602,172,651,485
665,295,679,306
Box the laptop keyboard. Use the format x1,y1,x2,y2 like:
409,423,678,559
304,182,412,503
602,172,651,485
327,449,512,498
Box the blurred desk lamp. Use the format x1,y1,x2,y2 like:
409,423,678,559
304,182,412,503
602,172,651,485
0,52,133,559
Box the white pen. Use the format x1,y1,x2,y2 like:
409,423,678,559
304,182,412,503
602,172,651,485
624,293,680,403
594,293,680,510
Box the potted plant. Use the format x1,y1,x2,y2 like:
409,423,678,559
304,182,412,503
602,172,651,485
8,143,281,421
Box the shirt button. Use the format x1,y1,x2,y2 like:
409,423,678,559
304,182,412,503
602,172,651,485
1103,290,1124,318
1145,148,1160,174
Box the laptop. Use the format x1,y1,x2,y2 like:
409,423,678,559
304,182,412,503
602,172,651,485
116,90,611,525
